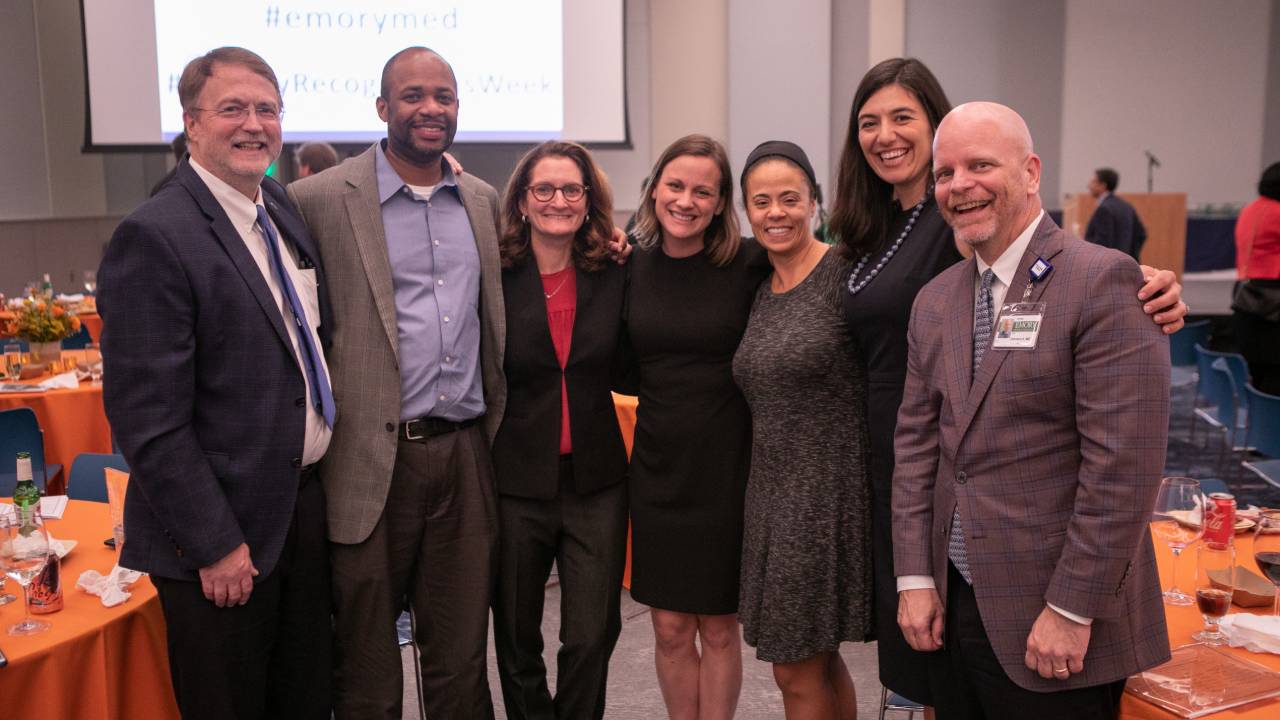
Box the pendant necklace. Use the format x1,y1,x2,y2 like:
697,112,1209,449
543,270,571,300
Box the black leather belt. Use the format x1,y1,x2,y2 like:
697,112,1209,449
399,416,481,442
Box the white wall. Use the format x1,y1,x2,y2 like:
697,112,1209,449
1060,0,1272,206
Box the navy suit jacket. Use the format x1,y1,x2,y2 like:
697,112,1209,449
99,159,331,581
1085,194,1147,261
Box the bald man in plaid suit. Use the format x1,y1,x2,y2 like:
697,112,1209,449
892,102,1171,719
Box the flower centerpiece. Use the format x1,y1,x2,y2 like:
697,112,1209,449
2,298,81,363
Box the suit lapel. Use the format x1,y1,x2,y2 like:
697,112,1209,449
515,259,558,363
342,150,401,360
565,266,595,367
954,215,1067,443
177,164,294,354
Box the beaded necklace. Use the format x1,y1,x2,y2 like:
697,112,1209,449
846,193,930,297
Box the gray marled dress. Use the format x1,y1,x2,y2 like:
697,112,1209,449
732,248,873,663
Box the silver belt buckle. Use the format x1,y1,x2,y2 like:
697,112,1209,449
404,419,425,441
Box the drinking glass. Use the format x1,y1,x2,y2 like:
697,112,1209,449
0,509,52,635
1253,510,1280,616
3,343,22,381
83,270,97,295
0,575,15,605
85,342,103,384
1151,476,1204,605
1193,542,1235,644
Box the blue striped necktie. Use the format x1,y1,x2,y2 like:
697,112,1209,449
256,205,336,428
950,268,995,584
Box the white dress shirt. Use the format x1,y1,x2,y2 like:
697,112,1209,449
190,159,332,465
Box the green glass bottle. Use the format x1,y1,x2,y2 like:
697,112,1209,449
13,452,40,525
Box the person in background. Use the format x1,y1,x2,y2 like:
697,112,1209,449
829,57,1187,718
733,140,869,718
1232,161,1280,395
295,141,340,179
288,46,504,719
489,141,630,720
626,134,770,720
148,132,187,197
895,102,1170,720
1085,167,1147,261
100,46,333,719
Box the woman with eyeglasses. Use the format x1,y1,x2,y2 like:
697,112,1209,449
490,141,630,720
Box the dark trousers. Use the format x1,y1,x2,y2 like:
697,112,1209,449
493,457,628,720
330,424,498,720
1233,310,1280,396
152,467,331,720
929,563,1126,720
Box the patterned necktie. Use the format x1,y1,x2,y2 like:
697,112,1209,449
950,268,996,584
256,205,336,428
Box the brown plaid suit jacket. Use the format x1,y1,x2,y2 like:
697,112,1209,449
287,145,506,544
892,214,1172,692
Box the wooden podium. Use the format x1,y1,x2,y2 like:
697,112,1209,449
1062,192,1187,277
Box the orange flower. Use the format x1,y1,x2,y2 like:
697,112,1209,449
71,317,82,332
52,305,65,317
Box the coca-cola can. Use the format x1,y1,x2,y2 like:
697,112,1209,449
1203,492,1237,548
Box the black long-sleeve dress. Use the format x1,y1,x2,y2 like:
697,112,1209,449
841,198,961,702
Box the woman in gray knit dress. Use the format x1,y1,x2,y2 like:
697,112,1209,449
732,141,871,719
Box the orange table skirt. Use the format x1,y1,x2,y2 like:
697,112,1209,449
0,500,178,719
1119,528,1280,719
612,393,638,590
79,313,102,343
0,361,112,495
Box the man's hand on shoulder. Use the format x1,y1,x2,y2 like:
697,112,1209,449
898,588,945,652
608,227,633,264
1025,605,1091,680
198,543,259,608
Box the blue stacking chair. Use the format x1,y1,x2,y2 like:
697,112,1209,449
1191,346,1249,455
67,453,129,503
0,338,30,352
0,408,59,496
1169,319,1210,387
61,325,92,350
1242,384,1280,489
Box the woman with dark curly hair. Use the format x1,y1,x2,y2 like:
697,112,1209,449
490,140,630,720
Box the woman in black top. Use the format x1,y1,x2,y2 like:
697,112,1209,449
829,57,1188,712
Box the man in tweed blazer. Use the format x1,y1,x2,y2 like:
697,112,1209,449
288,46,505,719
893,103,1170,719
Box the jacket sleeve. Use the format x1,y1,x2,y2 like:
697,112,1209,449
1044,253,1169,619
98,218,244,570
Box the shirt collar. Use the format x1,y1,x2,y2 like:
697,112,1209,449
976,209,1044,288
374,139,458,204
189,157,263,235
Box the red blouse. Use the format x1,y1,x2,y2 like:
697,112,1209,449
541,267,577,455
1236,196,1280,279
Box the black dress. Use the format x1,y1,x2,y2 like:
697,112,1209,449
625,239,771,615
841,199,961,702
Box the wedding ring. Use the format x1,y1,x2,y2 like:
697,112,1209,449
1053,667,1069,674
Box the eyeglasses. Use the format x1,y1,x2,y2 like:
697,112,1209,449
527,183,588,202
193,104,284,124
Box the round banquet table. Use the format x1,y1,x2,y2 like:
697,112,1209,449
1119,527,1280,719
78,313,102,343
613,393,638,589
0,500,178,719
0,358,113,495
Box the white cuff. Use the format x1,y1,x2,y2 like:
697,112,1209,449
897,575,936,592
1047,602,1093,626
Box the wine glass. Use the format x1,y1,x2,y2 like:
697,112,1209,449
0,508,52,635
86,342,103,384
1151,476,1204,605
83,270,97,295
1193,542,1235,644
3,343,22,381
1253,510,1280,616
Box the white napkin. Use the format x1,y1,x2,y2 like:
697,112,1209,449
76,564,145,607
37,371,79,389
56,293,85,303
0,496,68,520
1218,614,1280,654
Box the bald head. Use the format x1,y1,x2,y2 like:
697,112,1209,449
932,101,1043,263
380,47,456,99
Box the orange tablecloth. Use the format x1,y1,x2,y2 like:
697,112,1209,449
0,500,178,719
0,361,112,495
1120,529,1280,719
78,313,102,343
613,393,638,589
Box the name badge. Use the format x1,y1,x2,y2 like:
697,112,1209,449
993,302,1045,349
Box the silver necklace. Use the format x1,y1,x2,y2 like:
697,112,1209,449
846,194,929,297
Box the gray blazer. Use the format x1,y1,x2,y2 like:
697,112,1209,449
287,145,506,544
893,215,1171,691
